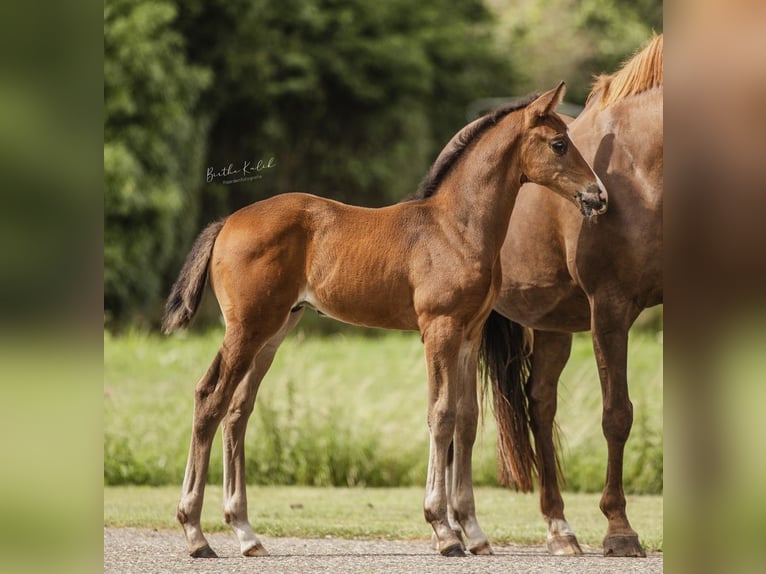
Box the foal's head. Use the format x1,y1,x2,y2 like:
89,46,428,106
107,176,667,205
520,82,608,218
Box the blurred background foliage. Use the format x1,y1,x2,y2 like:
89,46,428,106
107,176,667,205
104,0,661,329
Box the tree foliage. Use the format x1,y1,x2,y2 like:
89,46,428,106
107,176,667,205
490,0,662,103
104,0,209,323
175,0,512,208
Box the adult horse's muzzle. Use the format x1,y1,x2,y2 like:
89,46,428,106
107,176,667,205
576,183,608,218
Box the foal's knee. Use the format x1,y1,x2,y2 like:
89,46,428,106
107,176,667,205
429,405,457,439
455,397,478,426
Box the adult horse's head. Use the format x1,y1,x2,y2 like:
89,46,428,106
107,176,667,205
520,82,608,218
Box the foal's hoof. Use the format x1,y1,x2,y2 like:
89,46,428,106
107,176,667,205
441,544,467,557
469,541,494,555
242,542,269,557
431,531,465,551
547,534,583,556
603,534,646,557
190,544,218,558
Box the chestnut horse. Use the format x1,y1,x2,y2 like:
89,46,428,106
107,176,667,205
162,83,606,558
478,35,663,556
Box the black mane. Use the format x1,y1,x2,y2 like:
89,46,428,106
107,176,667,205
408,93,539,201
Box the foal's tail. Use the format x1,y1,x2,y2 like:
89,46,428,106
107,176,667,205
479,310,536,492
162,219,226,334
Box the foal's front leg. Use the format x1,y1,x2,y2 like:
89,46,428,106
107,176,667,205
422,320,466,556
450,345,493,554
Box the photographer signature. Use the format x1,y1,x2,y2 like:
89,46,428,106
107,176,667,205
206,157,276,184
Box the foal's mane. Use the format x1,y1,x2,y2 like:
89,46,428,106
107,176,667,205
588,33,663,109
410,93,539,200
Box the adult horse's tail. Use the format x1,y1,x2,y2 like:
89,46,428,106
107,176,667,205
162,219,226,334
479,310,536,492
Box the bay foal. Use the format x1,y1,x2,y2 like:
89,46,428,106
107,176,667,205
162,82,606,558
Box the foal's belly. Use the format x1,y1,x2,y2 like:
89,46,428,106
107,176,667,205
299,282,421,332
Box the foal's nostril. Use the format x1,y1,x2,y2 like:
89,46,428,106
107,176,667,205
576,186,608,216
585,183,608,211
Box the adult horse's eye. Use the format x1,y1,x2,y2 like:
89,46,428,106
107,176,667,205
550,139,568,156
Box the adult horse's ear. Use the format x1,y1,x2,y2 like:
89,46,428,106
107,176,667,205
526,81,567,125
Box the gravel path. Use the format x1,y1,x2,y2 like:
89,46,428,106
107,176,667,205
105,527,662,573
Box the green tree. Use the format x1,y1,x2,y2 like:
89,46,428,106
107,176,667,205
489,0,662,103
177,0,513,211
104,0,210,324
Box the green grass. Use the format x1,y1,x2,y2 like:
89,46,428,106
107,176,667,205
104,323,662,492
103,485,662,551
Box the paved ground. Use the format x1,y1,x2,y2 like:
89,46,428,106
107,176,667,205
104,527,663,573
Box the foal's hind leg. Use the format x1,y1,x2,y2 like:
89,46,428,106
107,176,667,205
527,330,582,555
177,324,261,557
222,309,304,556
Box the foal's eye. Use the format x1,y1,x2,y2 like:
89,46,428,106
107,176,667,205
550,139,568,156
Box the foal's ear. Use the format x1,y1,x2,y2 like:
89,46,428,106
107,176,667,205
526,81,567,125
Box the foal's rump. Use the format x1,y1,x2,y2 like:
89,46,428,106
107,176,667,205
210,193,423,332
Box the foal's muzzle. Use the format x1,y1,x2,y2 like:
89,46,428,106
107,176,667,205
576,184,608,218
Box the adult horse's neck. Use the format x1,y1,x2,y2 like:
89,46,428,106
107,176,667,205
433,114,524,259
574,86,663,210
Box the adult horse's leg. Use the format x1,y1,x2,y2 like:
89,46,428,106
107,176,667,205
450,344,493,555
527,330,583,555
177,323,262,558
590,297,646,557
422,318,465,556
222,309,304,556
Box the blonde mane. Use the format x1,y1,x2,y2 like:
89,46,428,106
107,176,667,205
588,34,663,108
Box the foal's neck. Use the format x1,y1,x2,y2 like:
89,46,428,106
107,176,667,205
435,117,523,257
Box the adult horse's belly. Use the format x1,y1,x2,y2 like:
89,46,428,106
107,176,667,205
493,282,591,333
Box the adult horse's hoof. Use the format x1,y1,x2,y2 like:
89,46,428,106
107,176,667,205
242,542,269,557
190,544,218,558
469,541,494,555
547,534,583,556
441,544,467,557
603,534,646,557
